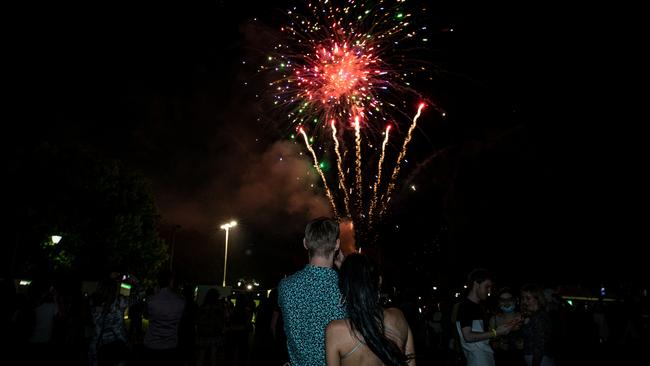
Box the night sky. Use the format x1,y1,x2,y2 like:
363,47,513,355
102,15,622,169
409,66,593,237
7,1,641,292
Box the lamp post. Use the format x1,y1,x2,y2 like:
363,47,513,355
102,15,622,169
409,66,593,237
169,225,181,271
220,220,237,287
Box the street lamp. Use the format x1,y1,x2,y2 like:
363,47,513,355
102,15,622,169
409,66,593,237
220,220,237,287
169,225,181,271
51,235,62,244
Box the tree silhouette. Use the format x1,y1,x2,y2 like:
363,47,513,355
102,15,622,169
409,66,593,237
6,143,167,280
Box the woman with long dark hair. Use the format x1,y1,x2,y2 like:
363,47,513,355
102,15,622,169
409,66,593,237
326,253,415,366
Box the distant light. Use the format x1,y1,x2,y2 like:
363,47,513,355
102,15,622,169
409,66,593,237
221,221,237,230
247,284,253,290
567,300,573,306
418,307,422,313
418,296,422,300
562,296,616,302
410,185,416,191
600,287,606,296
51,235,62,244
433,286,438,290
19,280,31,286
455,292,460,298
463,285,467,289
121,283,132,290
237,281,241,287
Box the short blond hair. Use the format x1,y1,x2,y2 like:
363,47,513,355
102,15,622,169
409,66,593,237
304,217,339,257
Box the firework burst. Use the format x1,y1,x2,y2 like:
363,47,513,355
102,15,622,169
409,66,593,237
259,0,441,242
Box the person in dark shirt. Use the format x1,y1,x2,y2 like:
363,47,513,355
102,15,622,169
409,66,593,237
455,269,517,366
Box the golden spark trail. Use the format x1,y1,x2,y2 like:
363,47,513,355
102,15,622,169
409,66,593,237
331,120,351,216
368,125,391,226
381,103,426,216
354,116,363,213
299,127,339,218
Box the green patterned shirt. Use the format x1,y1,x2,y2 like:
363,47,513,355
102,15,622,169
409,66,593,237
278,265,346,366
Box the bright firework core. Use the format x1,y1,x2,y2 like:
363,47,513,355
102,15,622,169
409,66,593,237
309,42,371,101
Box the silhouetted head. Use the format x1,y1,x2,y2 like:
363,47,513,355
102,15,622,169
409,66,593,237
497,287,518,313
467,268,494,301
203,288,220,306
304,217,340,258
96,277,118,307
521,283,546,313
157,269,174,289
338,253,380,310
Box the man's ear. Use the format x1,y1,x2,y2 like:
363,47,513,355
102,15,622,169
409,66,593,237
335,238,340,251
303,238,308,251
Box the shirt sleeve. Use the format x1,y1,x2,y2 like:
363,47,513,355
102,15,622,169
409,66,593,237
457,302,473,329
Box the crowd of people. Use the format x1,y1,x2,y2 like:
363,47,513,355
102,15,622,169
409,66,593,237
1,217,648,366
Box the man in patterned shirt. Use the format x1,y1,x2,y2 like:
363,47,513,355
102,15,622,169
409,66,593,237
278,217,347,366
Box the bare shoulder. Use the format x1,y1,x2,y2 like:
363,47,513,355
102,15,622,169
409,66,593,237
326,318,352,353
383,307,409,336
326,318,348,335
384,307,407,323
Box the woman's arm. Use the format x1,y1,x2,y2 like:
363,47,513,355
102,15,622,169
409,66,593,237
385,307,416,365
326,321,342,366
405,324,416,366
